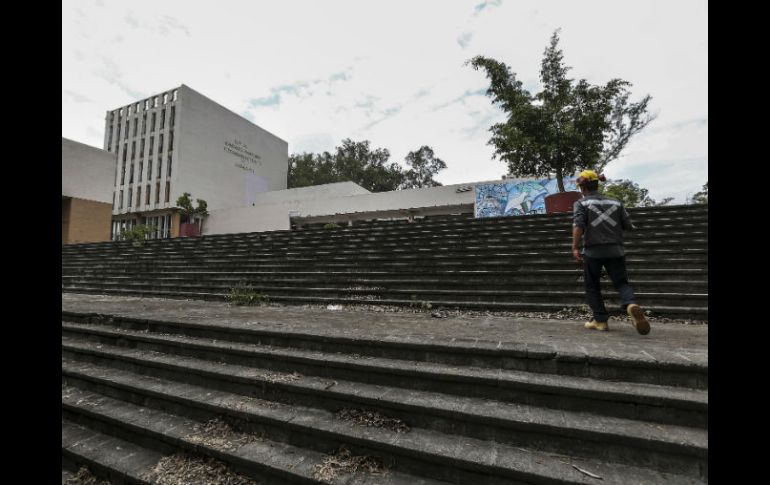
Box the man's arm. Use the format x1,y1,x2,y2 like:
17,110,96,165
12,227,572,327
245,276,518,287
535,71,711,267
572,200,586,262
572,226,584,262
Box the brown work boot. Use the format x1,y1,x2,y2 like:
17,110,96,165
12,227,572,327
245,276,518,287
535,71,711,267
584,320,609,331
627,304,650,335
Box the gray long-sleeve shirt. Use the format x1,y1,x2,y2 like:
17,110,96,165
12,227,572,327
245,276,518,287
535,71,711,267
572,192,634,258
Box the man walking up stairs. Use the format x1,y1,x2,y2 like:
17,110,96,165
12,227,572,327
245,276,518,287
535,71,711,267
572,170,650,335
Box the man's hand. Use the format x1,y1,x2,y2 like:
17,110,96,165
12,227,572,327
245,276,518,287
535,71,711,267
571,226,584,264
572,248,583,263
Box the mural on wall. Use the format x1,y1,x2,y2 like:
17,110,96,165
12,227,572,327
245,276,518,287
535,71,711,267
474,176,578,218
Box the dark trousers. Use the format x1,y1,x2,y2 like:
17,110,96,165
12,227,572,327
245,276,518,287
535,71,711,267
583,255,636,322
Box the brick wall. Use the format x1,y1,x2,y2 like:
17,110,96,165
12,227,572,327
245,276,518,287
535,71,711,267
62,197,113,244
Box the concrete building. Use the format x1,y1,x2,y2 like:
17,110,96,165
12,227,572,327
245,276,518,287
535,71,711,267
104,84,288,240
201,174,579,236
203,180,481,235
62,137,116,244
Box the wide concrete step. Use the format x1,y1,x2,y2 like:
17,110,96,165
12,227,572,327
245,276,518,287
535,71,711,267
62,248,709,266
61,312,708,389
330,209,708,230
62,248,708,265
62,268,708,282
62,363,706,484
62,389,443,485
61,286,710,318
61,280,708,306
63,229,708,256
64,241,709,263
61,324,708,427
61,264,706,279
61,349,708,475
63,350,708,462
304,209,708,226
64,234,707,258
62,245,709,267
62,209,708,251
326,210,707,227
62,242,708,262
61,416,163,485
62,258,708,273
62,418,163,485
60,278,708,302
61,262,708,277
62,221,707,249
61,274,707,293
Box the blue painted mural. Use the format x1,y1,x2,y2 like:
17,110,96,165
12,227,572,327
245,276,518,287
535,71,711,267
474,177,579,218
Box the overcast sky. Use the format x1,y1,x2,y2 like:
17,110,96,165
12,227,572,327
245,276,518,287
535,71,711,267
62,0,707,203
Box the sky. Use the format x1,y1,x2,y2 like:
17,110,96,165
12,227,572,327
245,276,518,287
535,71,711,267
62,0,708,203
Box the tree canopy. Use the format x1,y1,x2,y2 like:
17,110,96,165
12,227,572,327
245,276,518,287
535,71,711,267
400,146,447,189
690,181,708,204
288,139,446,192
602,179,673,208
468,29,654,192
175,192,208,223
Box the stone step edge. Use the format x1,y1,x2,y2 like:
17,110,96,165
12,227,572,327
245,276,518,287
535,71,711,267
61,340,708,453
62,369,703,485
60,323,708,410
59,283,709,299
61,274,708,283
62,410,428,485
62,418,159,485
60,289,710,317
61,311,707,375
63,216,709,245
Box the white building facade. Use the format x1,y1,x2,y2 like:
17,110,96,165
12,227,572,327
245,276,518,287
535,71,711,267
104,84,288,240
63,137,115,204
203,180,483,235
62,137,116,244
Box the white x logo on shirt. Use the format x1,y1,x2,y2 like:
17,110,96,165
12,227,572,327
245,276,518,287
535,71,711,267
589,205,618,226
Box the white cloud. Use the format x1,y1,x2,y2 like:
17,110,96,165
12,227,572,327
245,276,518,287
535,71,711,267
63,90,92,104
457,32,473,48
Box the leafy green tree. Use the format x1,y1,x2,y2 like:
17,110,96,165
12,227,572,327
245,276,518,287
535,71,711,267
333,139,404,192
176,192,209,224
119,224,156,247
400,146,447,189
690,181,708,204
288,152,337,188
602,179,673,207
288,139,403,191
468,29,654,192
287,139,447,192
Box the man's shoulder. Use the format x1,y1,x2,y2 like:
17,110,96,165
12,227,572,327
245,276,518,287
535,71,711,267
584,194,622,206
573,198,588,212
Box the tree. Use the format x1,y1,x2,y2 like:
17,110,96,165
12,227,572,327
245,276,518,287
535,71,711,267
288,139,403,192
690,181,708,204
602,179,673,208
333,139,404,192
288,152,338,188
400,146,447,189
176,192,209,224
119,224,156,247
287,139,447,192
468,29,655,192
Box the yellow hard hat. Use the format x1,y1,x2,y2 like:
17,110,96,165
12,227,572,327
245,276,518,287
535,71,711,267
576,170,606,185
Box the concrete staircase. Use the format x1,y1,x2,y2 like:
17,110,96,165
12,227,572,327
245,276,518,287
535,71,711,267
62,308,707,484
62,204,707,319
